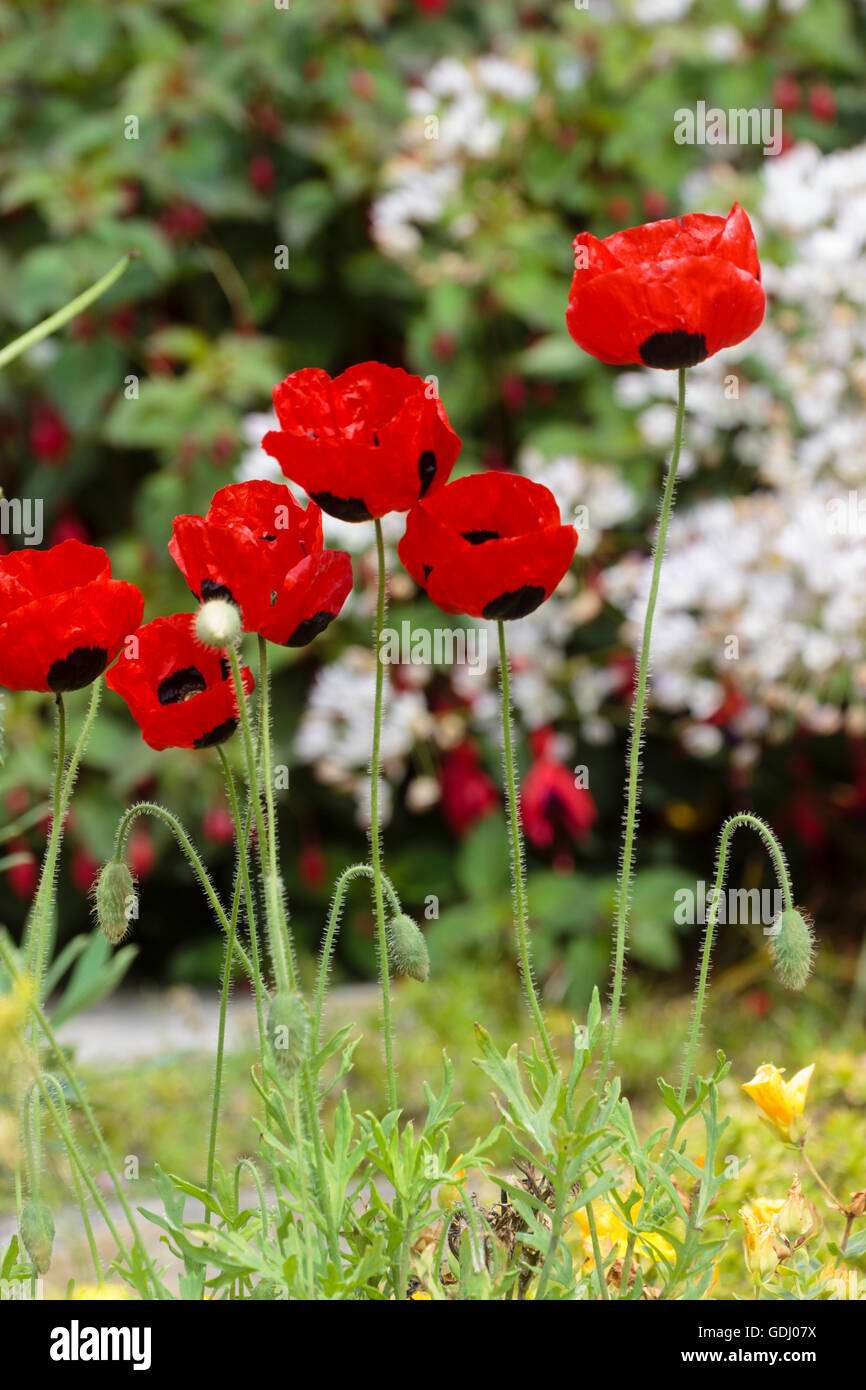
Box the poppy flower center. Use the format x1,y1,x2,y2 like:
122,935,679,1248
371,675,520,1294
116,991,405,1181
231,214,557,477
639,330,707,369
158,665,208,705
462,529,499,545
201,578,237,606
47,646,109,693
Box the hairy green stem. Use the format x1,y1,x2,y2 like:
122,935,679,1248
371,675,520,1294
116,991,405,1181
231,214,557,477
497,620,556,1069
598,366,687,1095
114,800,255,979
25,694,66,987
370,519,397,1112
313,861,402,1043
228,647,294,992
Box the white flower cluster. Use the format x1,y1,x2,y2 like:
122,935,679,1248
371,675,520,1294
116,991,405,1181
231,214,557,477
604,142,866,755
371,53,538,259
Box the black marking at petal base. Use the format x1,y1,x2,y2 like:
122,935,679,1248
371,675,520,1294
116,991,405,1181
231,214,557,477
310,491,372,522
462,529,499,545
482,586,546,621
194,718,238,749
219,658,231,680
285,611,335,648
200,578,237,605
47,646,108,693
422,564,433,583
638,330,707,369
418,450,437,497
158,665,207,706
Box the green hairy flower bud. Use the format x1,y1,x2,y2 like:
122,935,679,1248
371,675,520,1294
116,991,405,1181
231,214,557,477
92,859,137,945
769,907,815,992
267,991,311,1080
20,1199,54,1275
387,914,429,982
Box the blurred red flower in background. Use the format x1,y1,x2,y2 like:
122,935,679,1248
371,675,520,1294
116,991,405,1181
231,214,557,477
30,403,70,465
520,727,597,852
440,740,499,836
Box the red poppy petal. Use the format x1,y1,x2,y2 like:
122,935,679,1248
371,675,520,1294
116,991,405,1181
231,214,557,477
425,524,577,620
259,550,354,646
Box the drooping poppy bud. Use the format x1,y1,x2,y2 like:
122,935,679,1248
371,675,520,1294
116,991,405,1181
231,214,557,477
387,914,430,982
769,907,815,992
93,859,137,945
20,1199,55,1274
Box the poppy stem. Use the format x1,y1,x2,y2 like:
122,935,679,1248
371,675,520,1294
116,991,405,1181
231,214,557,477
597,365,687,1096
314,861,402,1045
497,620,557,1070
370,519,398,1113
23,693,66,988
204,749,265,1219
0,252,137,371
681,811,793,1106
217,746,267,1054
227,646,295,993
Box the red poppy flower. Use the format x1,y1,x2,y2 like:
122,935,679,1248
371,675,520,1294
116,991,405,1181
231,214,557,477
0,541,144,694
105,613,254,751
566,203,765,369
398,473,577,621
262,362,462,521
440,740,499,836
169,481,353,647
521,729,597,851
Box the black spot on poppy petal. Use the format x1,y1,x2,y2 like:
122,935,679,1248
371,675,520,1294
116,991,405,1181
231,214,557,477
638,330,707,369
194,717,238,749
158,666,207,706
310,491,372,522
418,450,437,497
462,529,499,545
47,646,108,693
219,658,231,680
482,585,546,621
201,579,237,605
422,564,433,582
285,611,335,648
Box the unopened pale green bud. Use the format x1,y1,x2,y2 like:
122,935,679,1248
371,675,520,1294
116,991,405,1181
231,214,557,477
769,907,815,991
387,914,429,982
20,1199,54,1274
93,859,137,945
196,598,241,649
267,991,310,1080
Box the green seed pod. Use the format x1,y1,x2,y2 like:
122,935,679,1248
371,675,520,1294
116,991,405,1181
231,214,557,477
92,859,137,945
387,914,429,983
20,1199,54,1275
769,907,815,991
266,991,311,1080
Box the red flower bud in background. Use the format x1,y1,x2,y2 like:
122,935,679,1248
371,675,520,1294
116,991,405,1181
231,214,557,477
203,804,235,846
773,75,801,112
299,838,328,891
71,847,99,894
30,404,70,465
248,153,276,195
6,842,38,900
440,740,499,837
128,826,156,880
808,84,836,123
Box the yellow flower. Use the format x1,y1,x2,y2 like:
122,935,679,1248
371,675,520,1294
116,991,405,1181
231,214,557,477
572,1195,675,1271
742,1062,815,1141
740,1201,783,1281
71,1284,132,1300
408,1290,432,1301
